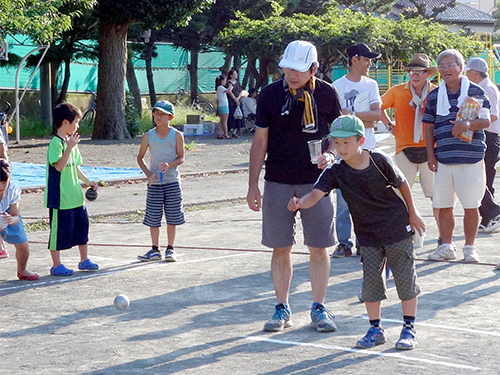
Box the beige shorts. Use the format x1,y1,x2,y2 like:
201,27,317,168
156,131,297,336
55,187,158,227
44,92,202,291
433,161,486,209
395,151,434,198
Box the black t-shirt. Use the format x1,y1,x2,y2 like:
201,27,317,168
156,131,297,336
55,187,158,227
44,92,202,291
256,78,341,185
314,150,413,246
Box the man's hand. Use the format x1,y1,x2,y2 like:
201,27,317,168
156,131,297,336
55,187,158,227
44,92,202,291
427,153,438,173
247,186,261,211
450,120,468,138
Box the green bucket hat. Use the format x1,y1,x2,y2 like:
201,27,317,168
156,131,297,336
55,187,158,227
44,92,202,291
152,100,175,116
329,115,364,138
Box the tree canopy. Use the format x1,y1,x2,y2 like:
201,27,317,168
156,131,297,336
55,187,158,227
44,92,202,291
216,6,482,87
0,0,95,43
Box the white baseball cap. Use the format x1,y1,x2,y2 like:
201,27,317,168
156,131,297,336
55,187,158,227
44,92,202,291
464,57,488,74
279,40,318,72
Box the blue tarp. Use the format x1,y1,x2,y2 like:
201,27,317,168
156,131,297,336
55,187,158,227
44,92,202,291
11,162,144,189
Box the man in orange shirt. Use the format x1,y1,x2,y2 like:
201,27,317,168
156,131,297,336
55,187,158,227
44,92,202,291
381,53,441,244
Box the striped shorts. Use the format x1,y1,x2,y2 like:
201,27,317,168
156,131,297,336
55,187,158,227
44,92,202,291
143,182,185,227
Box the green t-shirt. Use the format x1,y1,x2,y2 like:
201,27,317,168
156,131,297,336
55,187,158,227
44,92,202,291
44,135,84,209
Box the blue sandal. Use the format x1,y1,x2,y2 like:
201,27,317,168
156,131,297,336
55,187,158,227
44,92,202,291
50,264,74,277
78,259,99,271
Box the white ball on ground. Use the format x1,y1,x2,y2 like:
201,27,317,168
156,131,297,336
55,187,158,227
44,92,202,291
114,294,130,311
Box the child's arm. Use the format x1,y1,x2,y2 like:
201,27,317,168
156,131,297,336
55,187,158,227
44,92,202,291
288,188,326,211
76,166,98,190
159,131,185,172
3,201,20,227
53,133,80,172
137,133,155,186
398,180,426,235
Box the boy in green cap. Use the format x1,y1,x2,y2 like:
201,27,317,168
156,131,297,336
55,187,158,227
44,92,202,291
288,115,425,350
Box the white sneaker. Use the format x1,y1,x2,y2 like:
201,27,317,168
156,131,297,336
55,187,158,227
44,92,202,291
477,224,487,233
484,215,500,234
462,245,480,263
428,244,457,260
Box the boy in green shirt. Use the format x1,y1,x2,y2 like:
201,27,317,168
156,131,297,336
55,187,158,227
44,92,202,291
45,103,99,276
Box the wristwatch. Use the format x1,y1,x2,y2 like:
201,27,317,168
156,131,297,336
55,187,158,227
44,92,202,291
465,120,471,130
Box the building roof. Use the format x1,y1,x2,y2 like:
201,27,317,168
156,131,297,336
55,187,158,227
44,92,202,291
393,0,495,24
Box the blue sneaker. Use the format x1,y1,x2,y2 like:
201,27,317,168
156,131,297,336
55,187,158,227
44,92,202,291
356,327,386,348
138,249,161,262
310,303,337,332
395,327,417,350
263,303,293,332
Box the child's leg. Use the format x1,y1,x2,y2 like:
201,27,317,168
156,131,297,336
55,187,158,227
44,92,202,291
401,297,418,317
15,242,37,276
0,238,8,258
150,227,160,247
221,113,229,137
50,249,62,268
364,301,381,320
78,244,88,262
167,224,176,247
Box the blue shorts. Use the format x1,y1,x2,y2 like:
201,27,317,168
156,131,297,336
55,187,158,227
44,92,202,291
48,206,89,250
1,216,28,244
143,182,185,227
218,106,229,115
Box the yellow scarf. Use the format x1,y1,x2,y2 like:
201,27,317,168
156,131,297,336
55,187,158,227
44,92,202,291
284,77,317,133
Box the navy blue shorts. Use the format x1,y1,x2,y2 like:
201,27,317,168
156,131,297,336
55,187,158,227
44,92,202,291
48,206,89,250
143,182,185,227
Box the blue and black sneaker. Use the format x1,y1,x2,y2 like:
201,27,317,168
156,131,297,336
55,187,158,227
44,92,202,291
356,326,386,348
138,249,162,262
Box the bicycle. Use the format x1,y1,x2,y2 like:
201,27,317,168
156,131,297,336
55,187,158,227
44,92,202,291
80,91,96,130
175,86,215,115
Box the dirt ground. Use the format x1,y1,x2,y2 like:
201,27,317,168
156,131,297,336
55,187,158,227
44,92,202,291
8,133,253,174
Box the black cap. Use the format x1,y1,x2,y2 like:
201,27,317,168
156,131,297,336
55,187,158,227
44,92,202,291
347,43,381,59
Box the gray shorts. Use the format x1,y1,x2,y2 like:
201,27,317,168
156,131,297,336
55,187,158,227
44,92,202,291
262,180,335,249
360,237,420,302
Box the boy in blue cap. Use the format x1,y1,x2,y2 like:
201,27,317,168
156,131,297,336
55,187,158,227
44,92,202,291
137,100,185,262
288,115,425,350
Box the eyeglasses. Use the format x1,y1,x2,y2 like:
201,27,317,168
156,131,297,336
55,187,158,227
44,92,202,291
409,70,427,76
438,63,459,70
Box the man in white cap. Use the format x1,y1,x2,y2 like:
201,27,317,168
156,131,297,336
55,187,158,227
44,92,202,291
423,49,491,263
331,43,382,258
381,53,441,245
465,57,500,234
247,40,342,332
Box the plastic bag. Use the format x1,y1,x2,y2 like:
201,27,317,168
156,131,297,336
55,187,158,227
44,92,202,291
456,97,483,142
234,106,243,120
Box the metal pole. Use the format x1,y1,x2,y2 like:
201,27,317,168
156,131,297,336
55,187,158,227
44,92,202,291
13,45,50,143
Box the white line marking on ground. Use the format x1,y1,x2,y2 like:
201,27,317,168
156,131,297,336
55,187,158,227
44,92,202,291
357,315,500,337
242,336,481,371
0,253,252,292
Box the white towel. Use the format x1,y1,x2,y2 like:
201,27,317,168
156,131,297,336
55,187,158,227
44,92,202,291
436,75,470,116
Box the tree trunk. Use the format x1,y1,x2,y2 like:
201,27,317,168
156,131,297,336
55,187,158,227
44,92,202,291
145,38,156,107
40,62,52,127
255,57,270,90
126,53,142,113
220,54,232,75
242,58,257,90
189,48,199,102
56,58,71,105
93,20,132,140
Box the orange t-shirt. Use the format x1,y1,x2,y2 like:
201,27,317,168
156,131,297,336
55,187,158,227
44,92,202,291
381,81,437,154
